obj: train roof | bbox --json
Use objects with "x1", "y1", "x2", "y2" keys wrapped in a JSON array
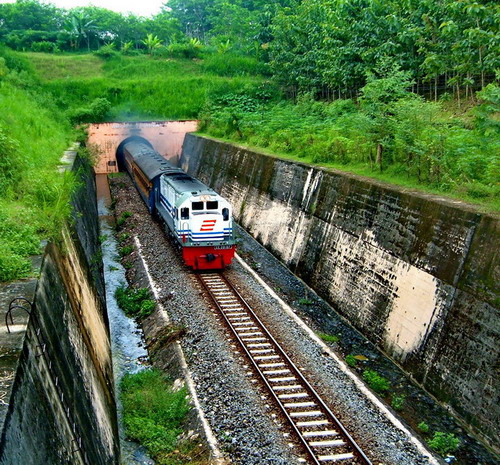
[
  {"x1": 124, "y1": 141, "x2": 183, "y2": 180},
  {"x1": 165, "y1": 174, "x2": 211, "y2": 193}
]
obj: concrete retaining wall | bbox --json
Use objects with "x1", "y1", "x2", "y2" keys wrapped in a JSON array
[
  {"x1": 0, "y1": 154, "x2": 119, "y2": 464},
  {"x1": 181, "y1": 134, "x2": 499, "y2": 448}
]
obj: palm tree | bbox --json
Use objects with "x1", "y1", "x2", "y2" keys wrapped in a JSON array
[
  {"x1": 64, "y1": 12, "x2": 96, "y2": 51},
  {"x1": 142, "y1": 34, "x2": 162, "y2": 55}
]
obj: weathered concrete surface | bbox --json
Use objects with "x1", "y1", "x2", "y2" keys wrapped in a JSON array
[
  {"x1": 180, "y1": 134, "x2": 500, "y2": 450},
  {"x1": 0, "y1": 154, "x2": 119, "y2": 464}
]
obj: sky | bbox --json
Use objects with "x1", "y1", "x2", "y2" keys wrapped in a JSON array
[{"x1": 0, "y1": 0, "x2": 166, "y2": 17}]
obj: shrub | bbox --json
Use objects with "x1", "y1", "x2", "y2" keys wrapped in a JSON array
[
  {"x1": 67, "y1": 97, "x2": 111, "y2": 124},
  {"x1": 391, "y1": 393, "x2": 405, "y2": 411},
  {"x1": 427, "y1": 432, "x2": 460, "y2": 456},
  {"x1": 121, "y1": 369, "x2": 190, "y2": 460},
  {"x1": 115, "y1": 285, "x2": 155, "y2": 319},
  {"x1": 94, "y1": 44, "x2": 118, "y2": 59},
  {"x1": 167, "y1": 40, "x2": 204, "y2": 59},
  {"x1": 362, "y1": 370, "x2": 391, "y2": 393},
  {"x1": 317, "y1": 332, "x2": 339, "y2": 343},
  {"x1": 116, "y1": 210, "x2": 132, "y2": 227},
  {"x1": 119, "y1": 245, "x2": 133, "y2": 257},
  {"x1": 31, "y1": 41, "x2": 58, "y2": 53},
  {"x1": 418, "y1": 422, "x2": 430, "y2": 433}
]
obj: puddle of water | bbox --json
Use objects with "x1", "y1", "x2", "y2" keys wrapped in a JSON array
[{"x1": 98, "y1": 197, "x2": 154, "y2": 465}]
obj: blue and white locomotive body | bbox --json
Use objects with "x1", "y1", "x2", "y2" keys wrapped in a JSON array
[{"x1": 119, "y1": 139, "x2": 236, "y2": 270}]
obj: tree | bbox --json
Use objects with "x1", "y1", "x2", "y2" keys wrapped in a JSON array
[{"x1": 142, "y1": 33, "x2": 162, "y2": 54}]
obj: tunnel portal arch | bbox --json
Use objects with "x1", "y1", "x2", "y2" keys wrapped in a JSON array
[{"x1": 115, "y1": 136, "x2": 153, "y2": 172}]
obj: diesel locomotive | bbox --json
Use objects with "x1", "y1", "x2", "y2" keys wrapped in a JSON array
[{"x1": 117, "y1": 138, "x2": 236, "y2": 270}]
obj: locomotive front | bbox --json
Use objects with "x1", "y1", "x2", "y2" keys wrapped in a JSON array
[
  {"x1": 159, "y1": 171, "x2": 236, "y2": 270},
  {"x1": 174, "y1": 191, "x2": 235, "y2": 269}
]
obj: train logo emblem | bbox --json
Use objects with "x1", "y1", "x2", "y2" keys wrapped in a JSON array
[{"x1": 200, "y1": 219, "x2": 216, "y2": 231}]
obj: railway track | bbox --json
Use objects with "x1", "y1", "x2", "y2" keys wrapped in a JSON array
[{"x1": 197, "y1": 272, "x2": 372, "y2": 465}]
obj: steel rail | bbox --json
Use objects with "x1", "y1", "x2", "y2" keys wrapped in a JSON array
[{"x1": 197, "y1": 272, "x2": 372, "y2": 465}]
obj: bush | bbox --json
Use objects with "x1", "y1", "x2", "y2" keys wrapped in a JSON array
[
  {"x1": 345, "y1": 354, "x2": 357, "y2": 367},
  {"x1": 115, "y1": 285, "x2": 156, "y2": 319},
  {"x1": 31, "y1": 41, "x2": 58, "y2": 53},
  {"x1": 202, "y1": 53, "x2": 270, "y2": 77},
  {"x1": 362, "y1": 370, "x2": 391, "y2": 393},
  {"x1": 166, "y1": 40, "x2": 204, "y2": 59},
  {"x1": 418, "y1": 421, "x2": 430, "y2": 433},
  {"x1": 391, "y1": 393, "x2": 406, "y2": 411},
  {"x1": 67, "y1": 97, "x2": 111, "y2": 124},
  {"x1": 121, "y1": 369, "x2": 190, "y2": 460},
  {"x1": 427, "y1": 432, "x2": 460, "y2": 456},
  {"x1": 94, "y1": 44, "x2": 118, "y2": 59}
]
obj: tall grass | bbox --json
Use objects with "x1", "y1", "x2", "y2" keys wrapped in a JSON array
[
  {"x1": 0, "y1": 50, "x2": 74, "y2": 281},
  {"x1": 121, "y1": 369, "x2": 209, "y2": 465},
  {"x1": 32, "y1": 54, "x2": 268, "y2": 121}
]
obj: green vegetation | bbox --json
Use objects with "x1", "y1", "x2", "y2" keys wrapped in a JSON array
[
  {"x1": 427, "y1": 431, "x2": 460, "y2": 456},
  {"x1": 121, "y1": 369, "x2": 207, "y2": 464},
  {"x1": 201, "y1": 80, "x2": 499, "y2": 209},
  {"x1": 0, "y1": 0, "x2": 497, "y2": 283},
  {"x1": 115, "y1": 285, "x2": 156, "y2": 320},
  {"x1": 345, "y1": 354, "x2": 357, "y2": 368},
  {"x1": 391, "y1": 393, "x2": 406, "y2": 411},
  {"x1": 119, "y1": 245, "x2": 134, "y2": 257},
  {"x1": 0, "y1": 45, "x2": 74, "y2": 281},
  {"x1": 418, "y1": 421, "x2": 430, "y2": 434},
  {"x1": 362, "y1": 370, "x2": 391, "y2": 394},
  {"x1": 116, "y1": 210, "x2": 132, "y2": 228},
  {"x1": 317, "y1": 332, "x2": 339, "y2": 344}
]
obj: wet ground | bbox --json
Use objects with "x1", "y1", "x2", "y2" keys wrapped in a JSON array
[{"x1": 97, "y1": 174, "x2": 154, "y2": 465}]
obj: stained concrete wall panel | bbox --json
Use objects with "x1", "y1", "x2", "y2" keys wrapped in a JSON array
[{"x1": 180, "y1": 134, "x2": 499, "y2": 447}]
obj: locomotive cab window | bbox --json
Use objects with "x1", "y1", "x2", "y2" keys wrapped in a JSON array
[
  {"x1": 192, "y1": 201, "x2": 203, "y2": 211},
  {"x1": 222, "y1": 208, "x2": 229, "y2": 221},
  {"x1": 181, "y1": 207, "x2": 189, "y2": 219},
  {"x1": 207, "y1": 201, "x2": 218, "y2": 210}
]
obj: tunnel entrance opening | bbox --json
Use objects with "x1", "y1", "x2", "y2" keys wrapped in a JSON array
[{"x1": 87, "y1": 120, "x2": 198, "y2": 174}]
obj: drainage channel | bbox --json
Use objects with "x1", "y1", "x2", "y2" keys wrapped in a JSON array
[{"x1": 98, "y1": 192, "x2": 153, "y2": 465}]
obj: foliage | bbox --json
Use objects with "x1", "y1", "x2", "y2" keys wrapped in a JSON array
[
  {"x1": 201, "y1": 84, "x2": 499, "y2": 209},
  {"x1": 116, "y1": 210, "x2": 132, "y2": 227},
  {"x1": 269, "y1": 0, "x2": 499, "y2": 98},
  {"x1": 120, "y1": 369, "x2": 192, "y2": 463},
  {"x1": 362, "y1": 370, "x2": 391, "y2": 393},
  {"x1": 317, "y1": 332, "x2": 339, "y2": 343},
  {"x1": 67, "y1": 97, "x2": 111, "y2": 124},
  {"x1": 427, "y1": 432, "x2": 460, "y2": 456},
  {"x1": 418, "y1": 421, "x2": 430, "y2": 433},
  {"x1": 345, "y1": 354, "x2": 357, "y2": 368},
  {"x1": 94, "y1": 43, "x2": 118, "y2": 59},
  {"x1": 119, "y1": 245, "x2": 134, "y2": 257},
  {"x1": 391, "y1": 393, "x2": 406, "y2": 411},
  {"x1": 115, "y1": 285, "x2": 156, "y2": 319},
  {"x1": 0, "y1": 47, "x2": 74, "y2": 281}
]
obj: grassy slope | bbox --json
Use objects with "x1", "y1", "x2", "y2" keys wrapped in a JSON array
[
  {"x1": 0, "y1": 75, "x2": 74, "y2": 280},
  {"x1": 30, "y1": 53, "x2": 265, "y2": 120}
]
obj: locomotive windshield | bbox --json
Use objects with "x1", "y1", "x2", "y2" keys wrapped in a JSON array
[
  {"x1": 207, "y1": 201, "x2": 218, "y2": 210},
  {"x1": 192, "y1": 201, "x2": 203, "y2": 210}
]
